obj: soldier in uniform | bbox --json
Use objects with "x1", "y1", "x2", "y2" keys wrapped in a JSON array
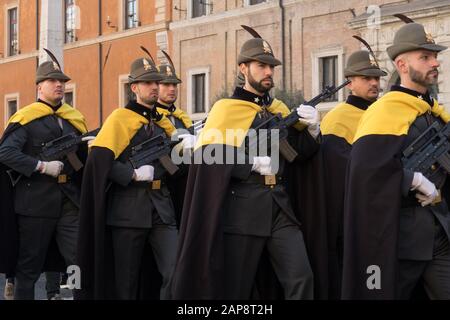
[
  {"x1": 156, "y1": 51, "x2": 193, "y2": 134},
  {"x1": 76, "y1": 52, "x2": 184, "y2": 300},
  {"x1": 342, "y1": 22, "x2": 450, "y2": 299},
  {"x1": 0, "y1": 53, "x2": 91, "y2": 300},
  {"x1": 155, "y1": 51, "x2": 195, "y2": 224},
  {"x1": 172, "y1": 29, "x2": 320, "y2": 299},
  {"x1": 320, "y1": 43, "x2": 387, "y2": 299}
]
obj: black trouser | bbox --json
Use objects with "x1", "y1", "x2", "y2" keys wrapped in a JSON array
[
  {"x1": 397, "y1": 218, "x2": 450, "y2": 299},
  {"x1": 223, "y1": 202, "x2": 314, "y2": 300},
  {"x1": 110, "y1": 212, "x2": 178, "y2": 300},
  {"x1": 45, "y1": 272, "x2": 61, "y2": 299},
  {"x1": 14, "y1": 197, "x2": 78, "y2": 300}
]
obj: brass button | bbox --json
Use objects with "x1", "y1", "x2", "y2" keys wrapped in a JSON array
[
  {"x1": 264, "y1": 175, "x2": 276, "y2": 186},
  {"x1": 151, "y1": 180, "x2": 161, "y2": 190},
  {"x1": 58, "y1": 175, "x2": 67, "y2": 184}
]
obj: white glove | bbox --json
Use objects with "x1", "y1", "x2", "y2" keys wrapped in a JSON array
[
  {"x1": 411, "y1": 172, "x2": 439, "y2": 206},
  {"x1": 297, "y1": 104, "x2": 320, "y2": 138},
  {"x1": 178, "y1": 134, "x2": 197, "y2": 150},
  {"x1": 133, "y1": 165, "x2": 154, "y2": 182},
  {"x1": 81, "y1": 136, "x2": 95, "y2": 148},
  {"x1": 251, "y1": 156, "x2": 273, "y2": 176},
  {"x1": 39, "y1": 161, "x2": 64, "y2": 178}
]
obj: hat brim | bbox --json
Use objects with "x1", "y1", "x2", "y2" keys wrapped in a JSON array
[
  {"x1": 238, "y1": 53, "x2": 282, "y2": 66},
  {"x1": 387, "y1": 42, "x2": 448, "y2": 60},
  {"x1": 345, "y1": 68, "x2": 387, "y2": 77},
  {"x1": 129, "y1": 73, "x2": 165, "y2": 83},
  {"x1": 36, "y1": 72, "x2": 71, "y2": 84},
  {"x1": 160, "y1": 78, "x2": 182, "y2": 84}
]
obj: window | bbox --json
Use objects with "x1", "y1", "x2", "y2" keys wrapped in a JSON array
[
  {"x1": 64, "y1": 92, "x2": 74, "y2": 106},
  {"x1": 65, "y1": 0, "x2": 76, "y2": 43},
  {"x1": 248, "y1": 0, "x2": 266, "y2": 5},
  {"x1": 4, "y1": 94, "x2": 19, "y2": 126},
  {"x1": 187, "y1": 67, "x2": 210, "y2": 118},
  {"x1": 7, "y1": 100, "x2": 17, "y2": 118},
  {"x1": 311, "y1": 46, "x2": 344, "y2": 111},
  {"x1": 64, "y1": 84, "x2": 76, "y2": 107},
  {"x1": 193, "y1": 74, "x2": 206, "y2": 113},
  {"x1": 319, "y1": 56, "x2": 338, "y2": 102},
  {"x1": 125, "y1": 0, "x2": 138, "y2": 29},
  {"x1": 7, "y1": 7, "x2": 18, "y2": 56},
  {"x1": 192, "y1": 0, "x2": 206, "y2": 18}
]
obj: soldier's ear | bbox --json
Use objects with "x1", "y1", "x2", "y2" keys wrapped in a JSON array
[
  {"x1": 346, "y1": 77, "x2": 354, "y2": 90},
  {"x1": 394, "y1": 53, "x2": 409, "y2": 74},
  {"x1": 239, "y1": 63, "x2": 248, "y2": 78},
  {"x1": 130, "y1": 83, "x2": 138, "y2": 93}
]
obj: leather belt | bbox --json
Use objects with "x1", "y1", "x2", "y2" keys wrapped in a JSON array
[
  {"x1": 131, "y1": 180, "x2": 163, "y2": 190},
  {"x1": 243, "y1": 174, "x2": 282, "y2": 187},
  {"x1": 57, "y1": 174, "x2": 69, "y2": 184},
  {"x1": 31, "y1": 173, "x2": 72, "y2": 184}
]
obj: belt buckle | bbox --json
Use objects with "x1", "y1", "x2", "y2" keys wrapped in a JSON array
[
  {"x1": 431, "y1": 189, "x2": 442, "y2": 206},
  {"x1": 57, "y1": 174, "x2": 67, "y2": 184},
  {"x1": 264, "y1": 175, "x2": 276, "y2": 186},
  {"x1": 151, "y1": 180, "x2": 161, "y2": 190}
]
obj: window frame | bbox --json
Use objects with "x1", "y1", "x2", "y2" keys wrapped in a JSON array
[
  {"x1": 311, "y1": 46, "x2": 345, "y2": 112},
  {"x1": 187, "y1": 66, "x2": 210, "y2": 120},
  {"x1": 4, "y1": 93, "x2": 20, "y2": 127},
  {"x1": 123, "y1": 0, "x2": 140, "y2": 30},
  {"x1": 64, "y1": 0, "x2": 77, "y2": 44},
  {"x1": 319, "y1": 55, "x2": 339, "y2": 102},
  {"x1": 64, "y1": 83, "x2": 77, "y2": 108},
  {"x1": 188, "y1": 0, "x2": 212, "y2": 19},
  {"x1": 5, "y1": 4, "x2": 19, "y2": 57},
  {"x1": 244, "y1": 0, "x2": 268, "y2": 6}
]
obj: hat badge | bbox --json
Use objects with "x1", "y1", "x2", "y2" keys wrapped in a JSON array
[
  {"x1": 263, "y1": 41, "x2": 272, "y2": 54},
  {"x1": 166, "y1": 67, "x2": 173, "y2": 76},
  {"x1": 143, "y1": 59, "x2": 152, "y2": 71},
  {"x1": 369, "y1": 54, "x2": 377, "y2": 67},
  {"x1": 53, "y1": 62, "x2": 60, "y2": 70},
  {"x1": 425, "y1": 31, "x2": 435, "y2": 44}
]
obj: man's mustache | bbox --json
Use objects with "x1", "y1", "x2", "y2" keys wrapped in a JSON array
[{"x1": 427, "y1": 68, "x2": 439, "y2": 76}]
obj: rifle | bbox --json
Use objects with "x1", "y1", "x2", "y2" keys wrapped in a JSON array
[
  {"x1": 402, "y1": 121, "x2": 450, "y2": 179},
  {"x1": 129, "y1": 133, "x2": 179, "y2": 175},
  {"x1": 40, "y1": 128, "x2": 100, "y2": 171},
  {"x1": 247, "y1": 79, "x2": 350, "y2": 162}
]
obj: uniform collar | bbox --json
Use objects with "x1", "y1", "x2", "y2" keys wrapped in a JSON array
[
  {"x1": 346, "y1": 95, "x2": 373, "y2": 111},
  {"x1": 231, "y1": 87, "x2": 273, "y2": 107},
  {"x1": 155, "y1": 101, "x2": 177, "y2": 113},
  {"x1": 37, "y1": 99, "x2": 62, "y2": 112},
  {"x1": 125, "y1": 100, "x2": 162, "y2": 122},
  {"x1": 391, "y1": 85, "x2": 434, "y2": 107}
]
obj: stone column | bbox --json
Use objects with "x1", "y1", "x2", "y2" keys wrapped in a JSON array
[{"x1": 39, "y1": 0, "x2": 64, "y2": 67}]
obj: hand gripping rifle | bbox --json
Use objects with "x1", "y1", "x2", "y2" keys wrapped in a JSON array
[
  {"x1": 247, "y1": 79, "x2": 350, "y2": 162},
  {"x1": 402, "y1": 121, "x2": 450, "y2": 179},
  {"x1": 128, "y1": 133, "x2": 179, "y2": 175},
  {"x1": 40, "y1": 128, "x2": 100, "y2": 171}
]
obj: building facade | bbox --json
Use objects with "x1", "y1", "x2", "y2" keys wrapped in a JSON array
[
  {"x1": 0, "y1": 0, "x2": 173, "y2": 131},
  {"x1": 170, "y1": 0, "x2": 450, "y2": 119}
]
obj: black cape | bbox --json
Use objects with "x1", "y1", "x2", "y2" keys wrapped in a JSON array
[
  {"x1": 285, "y1": 138, "x2": 329, "y2": 299},
  {"x1": 171, "y1": 146, "x2": 233, "y2": 299},
  {"x1": 341, "y1": 89, "x2": 444, "y2": 299}
]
